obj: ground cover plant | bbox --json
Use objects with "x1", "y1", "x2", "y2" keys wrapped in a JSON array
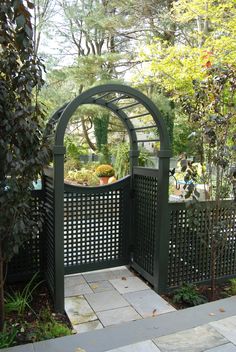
[
  {"x1": 166, "y1": 279, "x2": 236, "y2": 310},
  {"x1": 1, "y1": 276, "x2": 72, "y2": 349}
]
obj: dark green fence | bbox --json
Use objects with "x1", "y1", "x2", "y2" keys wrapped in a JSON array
[
  {"x1": 131, "y1": 167, "x2": 159, "y2": 285},
  {"x1": 7, "y1": 191, "x2": 236, "y2": 292},
  {"x1": 63, "y1": 176, "x2": 131, "y2": 274},
  {"x1": 7, "y1": 190, "x2": 44, "y2": 283},
  {"x1": 168, "y1": 200, "x2": 236, "y2": 289}
]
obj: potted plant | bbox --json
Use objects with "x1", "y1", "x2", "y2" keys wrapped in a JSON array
[{"x1": 95, "y1": 164, "x2": 115, "y2": 185}]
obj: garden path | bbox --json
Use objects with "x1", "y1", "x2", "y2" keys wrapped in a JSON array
[{"x1": 64, "y1": 266, "x2": 175, "y2": 333}]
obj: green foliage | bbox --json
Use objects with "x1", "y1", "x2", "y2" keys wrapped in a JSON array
[
  {"x1": 180, "y1": 64, "x2": 236, "y2": 200},
  {"x1": 95, "y1": 165, "x2": 115, "y2": 177},
  {"x1": 0, "y1": 1, "x2": 50, "y2": 330},
  {"x1": 0, "y1": 2, "x2": 50, "y2": 261},
  {"x1": 228, "y1": 279, "x2": 236, "y2": 296},
  {"x1": 36, "y1": 321, "x2": 71, "y2": 340},
  {"x1": 34, "y1": 308, "x2": 71, "y2": 340},
  {"x1": 0, "y1": 324, "x2": 18, "y2": 349},
  {"x1": 25, "y1": 307, "x2": 71, "y2": 342},
  {"x1": 64, "y1": 159, "x2": 81, "y2": 175},
  {"x1": 173, "y1": 284, "x2": 207, "y2": 307},
  {"x1": 66, "y1": 169, "x2": 99, "y2": 186},
  {"x1": 65, "y1": 136, "x2": 88, "y2": 161},
  {"x1": 94, "y1": 112, "x2": 110, "y2": 152},
  {"x1": 151, "y1": 93, "x2": 175, "y2": 147},
  {"x1": 113, "y1": 143, "x2": 130, "y2": 178},
  {"x1": 139, "y1": 148, "x2": 154, "y2": 168},
  {"x1": 98, "y1": 145, "x2": 111, "y2": 165},
  {"x1": 139, "y1": 0, "x2": 236, "y2": 100},
  {"x1": 5, "y1": 273, "x2": 42, "y2": 315},
  {"x1": 113, "y1": 142, "x2": 154, "y2": 178}
]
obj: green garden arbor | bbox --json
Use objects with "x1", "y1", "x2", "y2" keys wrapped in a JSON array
[{"x1": 45, "y1": 84, "x2": 171, "y2": 312}]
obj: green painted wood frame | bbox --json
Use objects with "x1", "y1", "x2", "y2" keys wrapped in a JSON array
[{"x1": 46, "y1": 84, "x2": 172, "y2": 312}]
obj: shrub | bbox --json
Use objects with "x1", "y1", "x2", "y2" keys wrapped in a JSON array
[
  {"x1": 66, "y1": 169, "x2": 99, "y2": 186},
  {"x1": 64, "y1": 159, "x2": 81, "y2": 175},
  {"x1": 173, "y1": 283, "x2": 207, "y2": 306},
  {"x1": 229, "y1": 279, "x2": 236, "y2": 296},
  {"x1": 95, "y1": 164, "x2": 115, "y2": 177}
]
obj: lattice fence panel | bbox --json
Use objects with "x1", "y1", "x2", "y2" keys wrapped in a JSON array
[
  {"x1": 44, "y1": 175, "x2": 55, "y2": 295},
  {"x1": 168, "y1": 201, "x2": 236, "y2": 288},
  {"x1": 133, "y1": 173, "x2": 159, "y2": 277},
  {"x1": 7, "y1": 190, "x2": 43, "y2": 282},
  {"x1": 64, "y1": 178, "x2": 130, "y2": 273}
]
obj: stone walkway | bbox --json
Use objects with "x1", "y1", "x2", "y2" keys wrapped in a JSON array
[
  {"x1": 2, "y1": 296, "x2": 236, "y2": 351},
  {"x1": 65, "y1": 266, "x2": 175, "y2": 333},
  {"x1": 105, "y1": 315, "x2": 236, "y2": 352}
]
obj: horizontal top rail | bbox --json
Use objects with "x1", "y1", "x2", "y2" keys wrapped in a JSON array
[
  {"x1": 135, "y1": 139, "x2": 160, "y2": 143},
  {"x1": 128, "y1": 112, "x2": 150, "y2": 119},
  {"x1": 133, "y1": 166, "x2": 159, "y2": 177},
  {"x1": 131, "y1": 125, "x2": 157, "y2": 131},
  {"x1": 168, "y1": 199, "x2": 235, "y2": 210}
]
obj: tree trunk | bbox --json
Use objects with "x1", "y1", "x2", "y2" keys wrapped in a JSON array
[
  {"x1": 81, "y1": 116, "x2": 97, "y2": 151},
  {"x1": 0, "y1": 242, "x2": 4, "y2": 331}
]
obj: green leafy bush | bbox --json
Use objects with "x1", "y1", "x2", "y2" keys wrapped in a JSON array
[
  {"x1": 229, "y1": 279, "x2": 236, "y2": 295},
  {"x1": 64, "y1": 159, "x2": 81, "y2": 175},
  {"x1": 173, "y1": 283, "x2": 207, "y2": 306},
  {"x1": 35, "y1": 320, "x2": 71, "y2": 340},
  {"x1": 95, "y1": 164, "x2": 115, "y2": 177},
  {"x1": 66, "y1": 169, "x2": 99, "y2": 186}
]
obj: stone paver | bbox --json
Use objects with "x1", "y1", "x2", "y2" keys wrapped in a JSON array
[
  {"x1": 89, "y1": 280, "x2": 115, "y2": 293},
  {"x1": 83, "y1": 267, "x2": 135, "y2": 283},
  {"x1": 210, "y1": 316, "x2": 236, "y2": 345},
  {"x1": 65, "y1": 282, "x2": 93, "y2": 297},
  {"x1": 123, "y1": 289, "x2": 175, "y2": 318},
  {"x1": 73, "y1": 320, "x2": 103, "y2": 333},
  {"x1": 153, "y1": 325, "x2": 228, "y2": 352},
  {"x1": 110, "y1": 276, "x2": 149, "y2": 294},
  {"x1": 65, "y1": 295, "x2": 97, "y2": 325},
  {"x1": 97, "y1": 306, "x2": 142, "y2": 326},
  {"x1": 107, "y1": 340, "x2": 161, "y2": 352},
  {"x1": 84, "y1": 290, "x2": 129, "y2": 312},
  {"x1": 205, "y1": 343, "x2": 236, "y2": 352},
  {"x1": 83, "y1": 270, "x2": 115, "y2": 283},
  {"x1": 110, "y1": 268, "x2": 135, "y2": 279},
  {"x1": 65, "y1": 274, "x2": 86, "y2": 285}
]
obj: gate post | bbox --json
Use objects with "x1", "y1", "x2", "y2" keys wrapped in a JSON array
[
  {"x1": 53, "y1": 145, "x2": 66, "y2": 312},
  {"x1": 154, "y1": 150, "x2": 171, "y2": 293}
]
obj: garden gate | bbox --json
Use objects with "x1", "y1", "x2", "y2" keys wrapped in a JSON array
[{"x1": 44, "y1": 84, "x2": 171, "y2": 312}]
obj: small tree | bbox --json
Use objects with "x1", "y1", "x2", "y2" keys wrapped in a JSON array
[
  {"x1": 0, "y1": 1, "x2": 50, "y2": 329},
  {"x1": 181, "y1": 63, "x2": 236, "y2": 299}
]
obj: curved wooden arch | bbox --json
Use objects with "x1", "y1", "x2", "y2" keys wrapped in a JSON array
[{"x1": 46, "y1": 84, "x2": 172, "y2": 312}]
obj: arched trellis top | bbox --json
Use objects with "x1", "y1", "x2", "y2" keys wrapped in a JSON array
[
  {"x1": 47, "y1": 84, "x2": 172, "y2": 158},
  {"x1": 44, "y1": 84, "x2": 172, "y2": 313}
]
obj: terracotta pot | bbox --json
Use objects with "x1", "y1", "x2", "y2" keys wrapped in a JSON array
[{"x1": 99, "y1": 176, "x2": 110, "y2": 185}]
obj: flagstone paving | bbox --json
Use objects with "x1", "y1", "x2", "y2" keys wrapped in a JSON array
[
  {"x1": 64, "y1": 266, "x2": 175, "y2": 333},
  {"x1": 153, "y1": 324, "x2": 227, "y2": 352},
  {"x1": 3, "y1": 299, "x2": 236, "y2": 352}
]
